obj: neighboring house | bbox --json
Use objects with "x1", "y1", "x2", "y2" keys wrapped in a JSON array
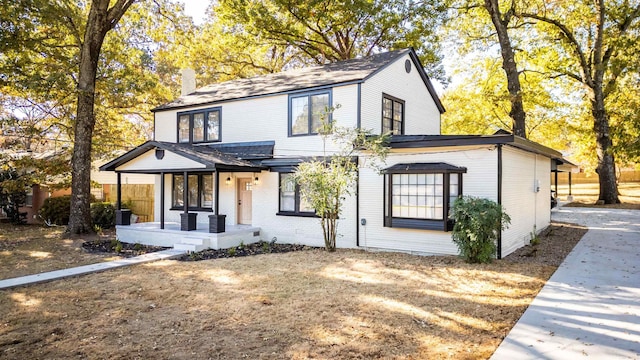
[{"x1": 101, "y1": 48, "x2": 573, "y2": 257}]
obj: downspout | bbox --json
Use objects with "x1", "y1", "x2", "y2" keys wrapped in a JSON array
[
  {"x1": 356, "y1": 83, "x2": 362, "y2": 129},
  {"x1": 356, "y1": 162, "x2": 360, "y2": 247},
  {"x1": 497, "y1": 145, "x2": 503, "y2": 259}
]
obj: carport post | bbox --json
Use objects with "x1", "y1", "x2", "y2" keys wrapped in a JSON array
[
  {"x1": 116, "y1": 172, "x2": 121, "y2": 210},
  {"x1": 569, "y1": 172, "x2": 572, "y2": 196}
]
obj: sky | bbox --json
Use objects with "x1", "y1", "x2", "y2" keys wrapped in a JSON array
[{"x1": 181, "y1": 0, "x2": 208, "y2": 25}]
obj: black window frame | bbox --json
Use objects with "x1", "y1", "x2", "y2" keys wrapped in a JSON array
[
  {"x1": 384, "y1": 171, "x2": 463, "y2": 231},
  {"x1": 170, "y1": 173, "x2": 214, "y2": 212},
  {"x1": 288, "y1": 90, "x2": 332, "y2": 137},
  {"x1": 176, "y1": 107, "x2": 222, "y2": 144},
  {"x1": 382, "y1": 94, "x2": 405, "y2": 135},
  {"x1": 276, "y1": 173, "x2": 317, "y2": 217}
]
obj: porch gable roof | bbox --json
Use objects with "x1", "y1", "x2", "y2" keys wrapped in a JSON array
[{"x1": 100, "y1": 141, "x2": 267, "y2": 173}]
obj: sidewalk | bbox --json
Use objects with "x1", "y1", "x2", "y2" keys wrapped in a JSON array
[
  {"x1": 0, "y1": 249, "x2": 186, "y2": 290},
  {"x1": 491, "y1": 206, "x2": 640, "y2": 359}
]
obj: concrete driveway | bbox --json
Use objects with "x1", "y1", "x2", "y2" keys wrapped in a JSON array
[{"x1": 492, "y1": 206, "x2": 640, "y2": 359}]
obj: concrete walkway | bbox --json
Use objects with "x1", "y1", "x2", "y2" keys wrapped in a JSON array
[
  {"x1": 492, "y1": 206, "x2": 640, "y2": 359},
  {"x1": 0, "y1": 249, "x2": 186, "y2": 290}
]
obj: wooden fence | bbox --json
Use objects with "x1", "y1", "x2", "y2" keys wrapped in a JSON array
[
  {"x1": 103, "y1": 184, "x2": 154, "y2": 223},
  {"x1": 553, "y1": 170, "x2": 640, "y2": 185}
]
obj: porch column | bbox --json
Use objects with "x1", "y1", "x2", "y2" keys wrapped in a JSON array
[
  {"x1": 569, "y1": 172, "x2": 572, "y2": 196},
  {"x1": 116, "y1": 172, "x2": 122, "y2": 210},
  {"x1": 115, "y1": 172, "x2": 131, "y2": 225},
  {"x1": 554, "y1": 171, "x2": 558, "y2": 198},
  {"x1": 215, "y1": 171, "x2": 220, "y2": 215},
  {"x1": 160, "y1": 172, "x2": 165, "y2": 229},
  {"x1": 180, "y1": 171, "x2": 196, "y2": 231}
]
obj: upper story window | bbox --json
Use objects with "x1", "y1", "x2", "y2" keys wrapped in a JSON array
[
  {"x1": 383, "y1": 163, "x2": 466, "y2": 231},
  {"x1": 177, "y1": 107, "x2": 221, "y2": 143},
  {"x1": 289, "y1": 90, "x2": 331, "y2": 136},
  {"x1": 382, "y1": 94, "x2": 404, "y2": 135}
]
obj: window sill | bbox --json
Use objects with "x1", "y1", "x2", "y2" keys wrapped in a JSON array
[
  {"x1": 384, "y1": 217, "x2": 452, "y2": 231},
  {"x1": 288, "y1": 133, "x2": 319, "y2": 137},
  {"x1": 276, "y1": 211, "x2": 318, "y2": 218},
  {"x1": 170, "y1": 207, "x2": 213, "y2": 212}
]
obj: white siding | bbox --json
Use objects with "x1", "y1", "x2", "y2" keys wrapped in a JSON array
[
  {"x1": 358, "y1": 146, "x2": 498, "y2": 255},
  {"x1": 360, "y1": 54, "x2": 441, "y2": 135},
  {"x1": 154, "y1": 84, "x2": 359, "y2": 157},
  {"x1": 251, "y1": 171, "x2": 358, "y2": 248},
  {"x1": 116, "y1": 149, "x2": 204, "y2": 172},
  {"x1": 91, "y1": 168, "x2": 154, "y2": 185},
  {"x1": 501, "y1": 147, "x2": 552, "y2": 257}
]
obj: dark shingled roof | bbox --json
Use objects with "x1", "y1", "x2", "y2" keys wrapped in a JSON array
[
  {"x1": 99, "y1": 141, "x2": 267, "y2": 172},
  {"x1": 383, "y1": 162, "x2": 467, "y2": 174},
  {"x1": 152, "y1": 48, "x2": 444, "y2": 112}
]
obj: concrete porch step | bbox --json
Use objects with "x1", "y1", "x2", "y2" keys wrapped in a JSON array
[
  {"x1": 174, "y1": 237, "x2": 208, "y2": 252},
  {"x1": 174, "y1": 243, "x2": 206, "y2": 252}
]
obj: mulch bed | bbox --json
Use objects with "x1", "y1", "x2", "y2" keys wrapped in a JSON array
[
  {"x1": 503, "y1": 222, "x2": 588, "y2": 266},
  {"x1": 177, "y1": 240, "x2": 318, "y2": 261},
  {"x1": 82, "y1": 240, "x2": 169, "y2": 258}
]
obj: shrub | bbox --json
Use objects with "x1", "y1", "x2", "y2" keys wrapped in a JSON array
[
  {"x1": 40, "y1": 195, "x2": 71, "y2": 225},
  {"x1": 91, "y1": 202, "x2": 116, "y2": 229},
  {"x1": 450, "y1": 196, "x2": 511, "y2": 264}
]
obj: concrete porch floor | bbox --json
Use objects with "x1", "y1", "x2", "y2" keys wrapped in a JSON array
[{"x1": 116, "y1": 222, "x2": 261, "y2": 251}]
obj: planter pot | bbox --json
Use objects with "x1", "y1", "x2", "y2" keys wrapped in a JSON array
[
  {"x1": 180, "y1": 213, "x2": 197, "y2": 231},
  {"x1": 209, "y1": 214, "x2": 226, "y2": 233},
  {"x1": 116, "y1": 209, "x2": 132, "y2": 226}
]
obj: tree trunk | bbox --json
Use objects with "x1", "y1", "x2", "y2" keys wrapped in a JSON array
[
  {"x1": 66, "y1": 0, "x2": 135, "y2": 234},
  {"x1": 484, "y1": 0, "x2": 527, "y2": 138},
  {"x1": 591, "y1": 87, "x2": 620, "y2": 204}
]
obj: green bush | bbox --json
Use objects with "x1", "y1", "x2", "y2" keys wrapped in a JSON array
[
  {"x1": 450, "y1": 196, "x2": 511, "y2": 264},
  {"x1": 40, "y1": 195, "x2": 71, "y2": 225},
  {"x1": 91, "y1": 202, "x2": 116, "y2": 229}
]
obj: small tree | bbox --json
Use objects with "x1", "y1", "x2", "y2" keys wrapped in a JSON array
[
  {"x1": 293, "y1": 115, "x2": 389, "y2": 251},
  {"x1": 450, "y1": 196, "x2": 511, "y2": 263}
]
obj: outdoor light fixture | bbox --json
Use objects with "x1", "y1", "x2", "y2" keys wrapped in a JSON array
[
  {"x1": 225, "y1": 177, "x2": 231, "y2": 185},
  {"x1": 254, "y1": 176, "x2": 260, "y2": 185}
]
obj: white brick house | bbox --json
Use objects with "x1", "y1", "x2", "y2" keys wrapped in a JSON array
[{"x1": 101, "y1": 48, "x2": 569, "y2": 258}]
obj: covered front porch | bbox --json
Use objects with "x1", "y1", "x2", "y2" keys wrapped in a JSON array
[
  {"x1": 100, "y1": 141, "x2": 274, "y2": 250},
  {"x1": 116, "y1": 222, "x2": 261, "y2": 252}
]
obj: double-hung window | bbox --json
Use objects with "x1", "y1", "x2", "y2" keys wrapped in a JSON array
[
  {"x1": 172, "y1": 173, "x2": 214, "y2": 211},
  {"x1": 278, "y1": 173, "x2": 315, "y2": 216},
  {"x1": 383, "y1": 163, "x2": 465, "y2": 231},
  {"x1": 382, "y1": 95, "x2": 404, "y2": 135},
  {"x1": 289, "y1": 91, "x2": 331, "y2": 136},
  {"x1": 177, "y1": 107, "x2": 221, "y2": 143}
]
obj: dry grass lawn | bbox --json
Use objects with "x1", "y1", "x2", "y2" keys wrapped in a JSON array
[
  {"x1": 0, "y1": 224, "x2": 115, "y2": 280},
  {"x1": 0, "y1": 251, "x2": 558, "y2": 359},
  {"x1": 556, "y1": 181, "x2": 640, "y2": 209}
]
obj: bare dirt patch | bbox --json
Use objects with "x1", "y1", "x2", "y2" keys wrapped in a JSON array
[
  {"x1": 503, "y1": 222, "x2": 588, "y2": 266},
  {"x1": 0, "y1": 220, "x2": 588, "y2": 360},
  {"x1": 0, "y1": 224, "x2": 116, "y2": 280}
]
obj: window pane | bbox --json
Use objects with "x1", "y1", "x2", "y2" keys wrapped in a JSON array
[
  {"x1": 291, "y1": 96, "x2": 309, "y2": 135},
  {"x1": 393, "y1": 101, "x2": 403, "y2": 134},
  {"x1": 207, "y1": 111, "x2": 219, "y2": 141},
  {"x1": 389, "y1": 172, "x2": 447, "y2": 220},
  {"x1": 300, "y1": 193, "x2": 314, "y2": 213},
  {"x1": 201, "y1": 174, "x2": 213, "y2": 208},
  {"x1": 188, "y1": 175, "x2": 198, "y2": 207},
  {"x1": 280, "y1": 174, "x2": 296, "y2": 211},
  {"x1": 178, "y1": 115, "x2": 190, "y2": 143},
  {"x1": 193, "y1": 113, "x2": 204, "y2": 142},
  {"x1": 173, "y1": 175, "x2": 184, "y2": 207},
  {"x1": 311, "y1": 94, "x2": 329, "y2": 133}
]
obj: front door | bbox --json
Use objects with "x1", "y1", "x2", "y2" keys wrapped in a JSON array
[{"x1": 237, "y1": 178, "x2": 253, "y2": 225}]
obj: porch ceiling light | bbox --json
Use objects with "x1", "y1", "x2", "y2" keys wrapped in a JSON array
[{"x1": 225, "y1": 177, "x2": 231, "y2": 185}]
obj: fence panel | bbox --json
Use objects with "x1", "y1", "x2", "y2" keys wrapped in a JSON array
[{"x1": 103, "y1": 184, "x2": 154, "y2": 222}]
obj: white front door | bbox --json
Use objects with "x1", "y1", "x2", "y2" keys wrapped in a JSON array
[{"x1": 237, "y1": 178, "x2": 253, "y2": 225}]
